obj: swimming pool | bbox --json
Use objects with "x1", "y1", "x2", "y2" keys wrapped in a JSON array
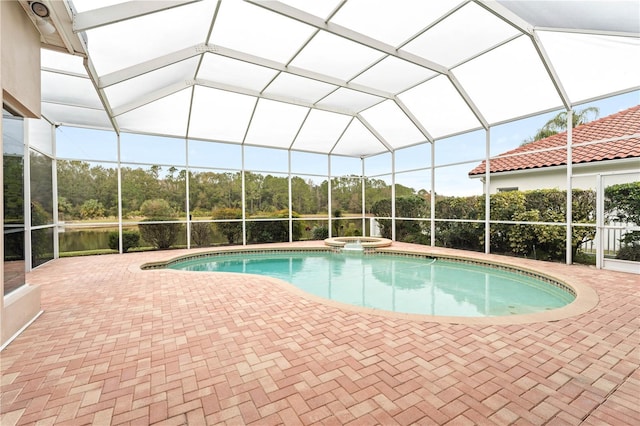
[{"x1": 167, "y1": 251, "x2": 575, "y2": 317}]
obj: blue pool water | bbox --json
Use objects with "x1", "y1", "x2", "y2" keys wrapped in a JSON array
[{"x1": 168, "y1": 252, "x2": 574, "y2": 317}]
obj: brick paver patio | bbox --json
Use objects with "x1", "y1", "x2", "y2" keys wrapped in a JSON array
[{"x1": 1, "y1": 242, "x2": 638, "y2": 425}]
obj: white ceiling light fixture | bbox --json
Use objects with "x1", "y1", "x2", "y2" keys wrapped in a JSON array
[{"x1": 29, "y1": 1, "x2": 56, "y2": 35}]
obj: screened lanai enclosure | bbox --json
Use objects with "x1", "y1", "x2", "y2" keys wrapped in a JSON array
[{"x1": 4, "y1": 0, "x2": 640, "y2": 286}]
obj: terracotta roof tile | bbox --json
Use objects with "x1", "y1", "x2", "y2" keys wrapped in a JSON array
[{"x1": 469, "y1": 105, "x2": 640, "y2": 176}]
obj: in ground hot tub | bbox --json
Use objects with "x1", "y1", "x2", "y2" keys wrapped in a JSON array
[{"x1": 323, "y1": 236, "x2": 392, "y2": 250}]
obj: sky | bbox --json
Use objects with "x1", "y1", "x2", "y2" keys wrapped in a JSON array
[{"x1": 53, "y1": 90, "x2": 640, "y2": 197}]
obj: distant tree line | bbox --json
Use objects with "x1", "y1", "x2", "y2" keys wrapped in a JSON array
[
  {"x1": 56, "y1": 160, "x2": 417, "y2": 220},
  {"x1": 54, "y1": 160, "x2": 639, "y2": 262}
]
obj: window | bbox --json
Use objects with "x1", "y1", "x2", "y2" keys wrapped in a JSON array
[{"x1": 3, "y1": 109, "x2": 26, "y2": 295}]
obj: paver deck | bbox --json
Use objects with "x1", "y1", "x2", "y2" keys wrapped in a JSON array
[{"x1": 1, "y1": 242, "x2": 639, "y2": 425}]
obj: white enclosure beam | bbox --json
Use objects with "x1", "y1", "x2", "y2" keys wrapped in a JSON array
[
  {"x1": 484, "y1": 128, "x2": 491, "y2": 254},
  {"x1": 361, "y1": 158, "x2": 366, "y2": 236},
  {"x1": 73, "y1": 1, "x2": 202, "y2": 32},
  {"x1": 447, "y1": 72, "x2": 489, "y2": 130},
  {"x1": 391, "y1": 152, "x2": 396, "y2": 241},
  {"x1": 566, "y1": 109, "x2": 573, "y2": 265},
  {"x1": 48, "y1": 0, "x2": 85, "y2": 54},
  {"x1": 288, "y1": 151, "x2": 293, "y2": 243},
  {"x1": 474, "y1": 0, "x2": 534, "y2": 35},
  {"x1": 356, "y1": 115, "x2": 394, "y2": 153},
  {"x1": 595, "y1": 174, "x2": 604, "y2": 269},
  {"x1": 99, "y1": 45, "x2": 203, "y2": 88},
  {"x1": 100, "y1": 43, "x2": 395, "y2": 98},
  {"x1": 535, "y1": 27, "x2": 640, "y2": 39},
  {"x1": 530, "y1": 31, "x2": 572, "y2": 110},
  {"x1": 196, "y1": 79, "x2": 353, "y2": 115},
  {"x1": 42, "y1": 67, "x2": 91, "y2": 80},
  {"x1": 329, "y1": 117, "x2": 355, "y2": 155},
  {"x1": 394, "y1": 97, "x2": 434, "y2": 143},
  {"x1": 98, "y1": 42, "x2": 394, "y2": 120},
  {"x1": 430, "y1": 142, "x2": 435, "y2": 247},
  {"x1": 476, "y1": 0, "x2": 572, "y2": 110},
  {"x1": 83, "y1": 57, "x2": 121, "y2": 134},
  {"x1": 116, "y1": 134, "x2": 123, "y2": 253},
  {"x1": 328, "y1": 155, "x2": 333, "y2": 237},
  {"x1": 211, "y1": 45, "x2": 394, "y2": 99},
  {"x1": 241, "y1": 145, "x2": 247, "y2": 245},
  {"x1": 111, "y1": 81, "x2": 192, "y2": 117},
  {"x1": 246, "y1": 1, "x2": 490, "y2": 130},
  {"x1": 185, "y1": 138, "x2": 191, "y2": 249},
  {"x1": 246, "y1": 0, "x2": 448, "y2": 74},
  {"x1": 71, "y1": 26, "x2": 121, "y2": 134},
  {"x1": 51, "y1": 124, "x2": 59, "y2": 259}
]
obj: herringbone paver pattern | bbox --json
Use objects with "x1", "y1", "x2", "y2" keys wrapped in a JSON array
[{"x1": 1, "y1": 242, "x2": 638, "y2": 425}]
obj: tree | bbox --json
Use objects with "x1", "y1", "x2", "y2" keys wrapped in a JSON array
[
  {"x1": 364, "y1": 177, "x2": 392, "y2": 212},
  {"x1": 291, "y1": 177, "x2": 316, "y2": 214},
  {"x1": 29, "y1": 152, "x2": 54, "y2": 218},
  {"x1": 262, "y1": 174, "x2": 289, "y2": 211},
  {"x1": 79, "y1": 199, "x2": 105, "y2": 219},
  {"x1": 245, "y1": 172, "x2": 264, "y2": 214},
  {"x1": 189, "y1": 171, "x2": 241, "y2": 214},
  {"x1": 120, "y1": 166, "x2": 163, "y2": 216},
  {"x1": 3, "y1": 155, "x2": 24, "y2": 223},
  {"x1": 56, "y1": 160, "x2": 119, "y2": 219},
  {"x1": 523, "y1": 107, "x2": 599, "y2": 144},
  {"x1": 57, "y1": 196, "x2": 73, "y2": 221}
]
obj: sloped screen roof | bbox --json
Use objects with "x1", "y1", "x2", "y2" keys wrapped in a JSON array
[{"x1": 41, "y1": 0, "x2": 640, "y2": 157}]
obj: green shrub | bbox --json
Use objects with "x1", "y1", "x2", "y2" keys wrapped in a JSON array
[
  {"x1": 212, "y1": 208, "x2": 243, "y2": 244},
  {"x1": 312, "y1": 225, "x2": 329, "y2": 240},
  {"x1": 605, "y1": 182, "x2": 640, "y2": 246},
  {"x1": 433, "y1": 195, "x2": 483, "y2": 250},
  {"x1": 574, "y1": 250, "x2": 596, "y2": 265},
  {"x1": 247, "y1": 210, "x2": 302, "y2": 243},
  {"x1": 139, "y1": 222, "x2": 182, "y2": 249},
  {"x1": 108, "y1": 231, "x2": 140, "y2": 253},
  {"x1": 343, "y1": 223, "x2": 362, "y2": 237},
  {"x1": 190, "y1": 222, "x2": 213, "y2": 247},
  {"x1": 140, "y1": 198, "x2": 175, "y2": 218},
  {"x1": 138, "y1": 199, "x2": 182, "y2": 249},
  {"x1": 616, "y1": 244, "x2": 640, "y2": 261},
  {"x1": 368, "y1": 189, "x2": 598, "y2": 261},
  {"x1": 509, "y1": 210, "x2": 566, "y2": 260},
  {"x1": 371, "y1": 196, "x2": 428, "y2": 241}
]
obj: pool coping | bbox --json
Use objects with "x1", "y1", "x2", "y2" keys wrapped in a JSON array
[{"x1": 140, "y1": 245, "x2": 599, "y2": 326}]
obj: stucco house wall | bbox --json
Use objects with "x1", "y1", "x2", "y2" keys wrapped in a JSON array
[
  {"x1": 1, "y1": 0, "x2": 43, "y2": 348},
  {"x1": 481, "y1": 157, "x2": 639, "y2": 194}
]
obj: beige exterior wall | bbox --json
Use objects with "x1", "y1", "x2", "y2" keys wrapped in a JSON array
[
  {"x1": 1, "y1": 0, "x2": 42, "y2": 349},
  {"x1": 1, "y1": 0, "x2": 41, "y2": 118},
  {"x1": 477, "y1": 159, "x2": 640, "y2": 194}
]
